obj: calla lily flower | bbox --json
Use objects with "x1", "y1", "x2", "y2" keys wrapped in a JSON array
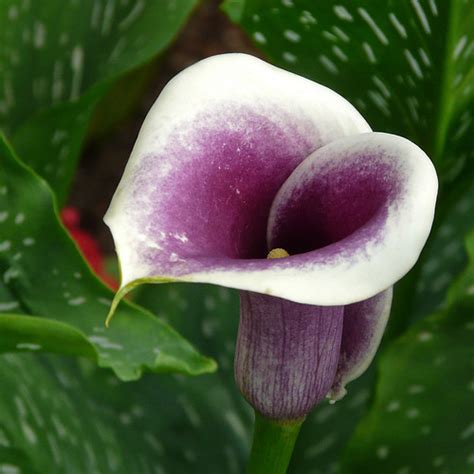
[{"x1": 105, "y1": 54, "x2": 437, "y2": 420}]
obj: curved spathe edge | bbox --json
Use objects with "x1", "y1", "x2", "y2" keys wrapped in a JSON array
[{"x1": 106, "y1": 132, "x2": 438, "y2": 322}]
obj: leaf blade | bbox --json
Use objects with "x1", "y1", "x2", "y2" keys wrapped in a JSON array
[{"x1": 0, "y1": 0, "x2": 199, "y2": 200}]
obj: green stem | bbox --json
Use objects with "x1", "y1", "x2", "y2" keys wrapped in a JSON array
[
  {"x1": 433, "y1": 0, "x2": 460, "y2": 164},
  {"x1": 246, "y1": 411, "x2": 304, "y2": 474}
]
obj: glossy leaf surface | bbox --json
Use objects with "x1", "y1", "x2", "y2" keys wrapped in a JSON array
[{"x1": 0, "y1": 0, "x2": 198, "y2": 201}]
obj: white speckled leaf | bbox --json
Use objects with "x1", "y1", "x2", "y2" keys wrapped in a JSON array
[
  {"x1": 413, "y1": 182, "x2": 474, "y2": 319},
  {"x1": 0, "y1": 354, "x2": 138, "y2": 474},
  {"x1": 340, "y1": 233, "x2": 474, "y2": 474},
  {"x1": 0, "y1": 136, "x2": 215, "y2": 380},
  {"x1": 0, "y1": 353, "x2": 233, "y2": 474},
  {"x1": 0, "y1": 283, "x2": 251, "y2": 474},
  {"x1": 222, "y1": 0, "x2": 474, "y2": 184},
  {"x1": 291, "y1": 373, "x2": 376, "y2": 474},
  {"x1": 0, "y1": 0, "x2": 198, "y2": 201},
  {"x1": 0, "y1": 313, "x2": 97, "y2": 358}
]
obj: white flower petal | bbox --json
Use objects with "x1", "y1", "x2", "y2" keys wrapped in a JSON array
[{"x1": 104, "y1": 54, "x2": 370, "y2": 305}]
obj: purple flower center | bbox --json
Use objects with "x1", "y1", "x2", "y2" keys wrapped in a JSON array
[
  {"x1": 130, "y1": 105, "x2": 402, "y2": 276},
  {"x1": 269, "y1": 154, "x2": 401, "y2": 255}
]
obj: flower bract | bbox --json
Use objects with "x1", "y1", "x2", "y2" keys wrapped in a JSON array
[{"x1": 105, "y1": 54, "x2": 438, "y2": 418}]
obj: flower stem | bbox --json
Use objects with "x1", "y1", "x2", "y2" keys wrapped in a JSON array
[{"x1": 246, "y1": 411, "x2": 304, "y2": 474}]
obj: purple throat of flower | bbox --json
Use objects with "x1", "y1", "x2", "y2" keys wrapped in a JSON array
[{"x1": 104, "y1": 54, "x2": 438, "y2": 420}]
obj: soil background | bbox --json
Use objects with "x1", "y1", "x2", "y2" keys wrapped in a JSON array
[{"x1": 68, "y1": 0, "x2": 261, "y2": 254}]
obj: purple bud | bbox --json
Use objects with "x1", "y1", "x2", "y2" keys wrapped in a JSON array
[{"x1": 235, "y1": 291, "x2": 344, "y2": 421}]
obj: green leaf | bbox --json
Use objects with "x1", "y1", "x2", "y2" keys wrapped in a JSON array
[
  {"x1": 290, "y1": 372, "x2": 375, "y2": 474},
  {"x1": 448, "y1": 231, "x2": 474, "y2": 300},
  {"x1": 0, "y1": 353, "x2": 174, "y2": 473},
  {"x1": 222, "y1": 0, "x2": 246, "y2": 22},
  {"x1": 340, "y1": 233, "x2": 474, "y2": 474},
  {"x1": 0, "y1": 313, "x2": 95, "y2": 358},
  {"x1": 0, "y1": 283, "x2": 251, "y2": 473},
  {"x1": 0, "y1": 136, "x2": 216, "y2": 380},
  {"x1": 0, "y1": 351, "x2": 251, "y2": 473},
  {"x1": 413, "y1": 183, "x2": 474, "y2": 319},
  {"x1": 0, "y1": 0, "x2": 198, "y2": 201},
  {"x1": 222, "y1": 0, "x2": 474, "y2": 181}
]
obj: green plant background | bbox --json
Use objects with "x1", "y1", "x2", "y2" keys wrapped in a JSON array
[{"x1": 0, "y1": 0, "x2": 473, "y2": 472}]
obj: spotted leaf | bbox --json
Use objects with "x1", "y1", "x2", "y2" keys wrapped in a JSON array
[
  {"x1": 0, "y1": 283, "x2": 251, "y2": 474},
  {"x1": 222, "y1": 0, "x2": 474, "y2": 184},
  {"x1": 413, "y1": 181, "x2": 474, "y2": 319},
  {"x1": 0, "y1": 353, "x2": 237, "y2": 473},
  {"x1": 0, "y1": 0, "x2": 198, "y2": 201}
]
